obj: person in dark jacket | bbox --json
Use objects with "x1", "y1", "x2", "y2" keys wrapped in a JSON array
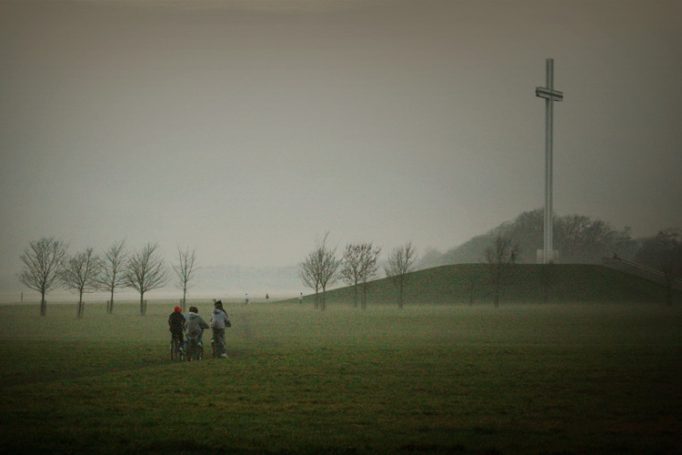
[{"x1": 168, "y1": 305, "x2": 186, "y2": 347}]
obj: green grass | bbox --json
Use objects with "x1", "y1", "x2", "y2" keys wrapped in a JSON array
[
  {"x1": 310, "y1": 264, "x2": 679, "y2": 306},
  {"x1": 1, "y1": 301, "x2": 681, "y2": 454}
]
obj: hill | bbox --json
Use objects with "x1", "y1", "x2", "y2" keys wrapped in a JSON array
[{"x1": 299, "y1": 264, "x2": 678, "y2": 306}]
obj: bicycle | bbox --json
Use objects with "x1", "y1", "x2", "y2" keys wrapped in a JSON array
[
  {"x1": 170, "y1": 335, "x2": 184, "y2": 361},
  {"x1": 186, "y1": 337, "x2": 203, "y2": 361}
]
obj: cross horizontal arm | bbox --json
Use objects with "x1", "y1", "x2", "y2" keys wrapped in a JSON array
[{"x1": 536, "y1": 87, "x2": 563, "y2": 101}]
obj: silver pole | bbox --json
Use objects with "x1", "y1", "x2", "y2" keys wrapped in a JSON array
[{"x1": 544, "y1": 58, "x2": 554, "y2": 264}]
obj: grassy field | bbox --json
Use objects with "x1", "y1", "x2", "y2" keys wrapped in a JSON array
[{"x1": 0, "y1": 300, "x2": 680, "y2": 454}]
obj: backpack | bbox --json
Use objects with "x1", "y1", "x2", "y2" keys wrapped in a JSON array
[{"x1": 186, "y1": 313, "x2": 206, "y2": 337}]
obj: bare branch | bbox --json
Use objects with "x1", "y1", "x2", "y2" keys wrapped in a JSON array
[{"x1": 173, "y1": 246, "x2": 197, "y2": 310}]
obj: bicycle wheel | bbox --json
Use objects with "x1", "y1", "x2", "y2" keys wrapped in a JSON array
[{"x1": 187, "y1": 340, "x2": 198, "y2": 361}]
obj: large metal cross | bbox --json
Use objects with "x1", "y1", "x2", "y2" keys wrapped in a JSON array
[{"x1": 535, "y1": 58, "x2": 563, "y2": 264}]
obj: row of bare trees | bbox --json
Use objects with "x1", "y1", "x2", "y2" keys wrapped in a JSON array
[
  {"x1": 19, "y1": 237, "x2": 198, "y2": 317},
  {"x1": 299, "y1": 234, "x2": 417, "y2": 310}
]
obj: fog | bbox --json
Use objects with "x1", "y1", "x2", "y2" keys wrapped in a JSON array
[{"x1": 1, "y1": 0, "x2": 681, "y2": 293}]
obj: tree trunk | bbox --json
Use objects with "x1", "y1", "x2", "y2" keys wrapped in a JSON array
[
  {"x1": 182, "y1": 286, "x2": 187, "y2": 311},
  {"x1": 40, "y1": 291, "x2": 46, "y2": 316},
  {"x1": 361, "y1": 283, "x2": 367, "y2": 310},
  {"x1": 494, "y1": 267, "x2": 501, "y2": 307},
  {"x1": 494, "y1": 285, "x2": 500, "y2": 307},
  {"x1": 321, "y1": 285, "x2": 326, "y2": 311},
  {"x1": 77, "y1": 291, "x2": 84, "y2": 319},
  {"x1": 109, "y1": 288, "x2": 115, "y2": 314},
  {"x1": 398, "y1": 278, "x2": 404, "y2": 309},
  {"x1": 353, "y1": 282, "x2": 358, "y2": 308},
  {"x1": 140, "y1": 292, "x2": 145, "y2": 316}
]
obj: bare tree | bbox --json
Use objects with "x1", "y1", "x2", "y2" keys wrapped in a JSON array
[
  {"x1": 340, "y1": 244, "x2": 363, "y2": 308},
  {"x1": 316, "y1": 234, "x2": 340, "y2": 311},
  {"x1": 173, "y1": 246, "x2": 197, "y2": 311},
  {"x1": 299, "y1": 251, "x2": 320, "y2": 309},
  {"x1": 96, "y1": 240, "x2": 126, "y2": 314},
  {"x1": 358, "y1": 243, "x2": 381, "y2": 310},
  {"x1": 300, "y1": 233, "x2": 340, "y2": 311},
  {"x1": 485, "y1": 235, "x2": 519, "y2": 307},
  {"x1": 124, "y1": 243, "x2": 167, "y2": 315},
  {"x1": 384, "y1": 242, "x2": 416, "y2": 309},
  {"x1": 636, "y1": 228, "x2": 681, "y2": 305},
  {"x1": 60, "y1": 248, "x2": 101, "y2": 318},
  {"x1": 19, "y1": 237, "x2": 67, "y2": 316}
]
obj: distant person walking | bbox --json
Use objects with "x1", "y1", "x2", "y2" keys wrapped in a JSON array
[
  {"x1": 299, "y1": 292, "x2": 303, "y2": 304},
  {"x1": 211, "y1": 300, "x2": 231, "y2": 358}
]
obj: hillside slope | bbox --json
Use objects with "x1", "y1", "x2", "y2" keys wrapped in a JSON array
[{"x1": 298, "y1": 264, "x2": 677, "y2": 306}]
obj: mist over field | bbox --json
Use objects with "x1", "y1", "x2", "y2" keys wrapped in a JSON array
[{"x1": 1, "y1": 0, "x2": 681, "y2": 291}]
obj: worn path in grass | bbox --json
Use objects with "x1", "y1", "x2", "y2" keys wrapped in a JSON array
[{"x1": 1, "y1": 302, "x2": 680, "y2": 454}]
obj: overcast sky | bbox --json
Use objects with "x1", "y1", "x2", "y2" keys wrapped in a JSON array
[{"x1": 1, "y1": 0, "x2": 680, "y2": 276}]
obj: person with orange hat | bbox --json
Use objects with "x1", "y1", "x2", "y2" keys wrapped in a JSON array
[{"x1": 168, "y1": 305, "x2": 186, "y2": 356}]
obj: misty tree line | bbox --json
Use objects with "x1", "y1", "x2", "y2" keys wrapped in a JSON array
[
  {"x1": 482, "y1": 227, "x2": 682, "y2": 306},
  {"x1": 419, "y1": 210, "x2": 644, "y2": 267},
  {"x1": 19, "y1": 226, "x2": 680, "y2": 317},
  {"x1": 19, "y1": 238, "x2": 197, "y2": 317},
  {"x1": 299, "y1": 233, "x2": 417, "y2": 310}
]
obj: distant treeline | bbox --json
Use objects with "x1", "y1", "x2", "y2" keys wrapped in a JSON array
[{"x1": 419, "y1": 209, "x2": 640, "y2": 268}]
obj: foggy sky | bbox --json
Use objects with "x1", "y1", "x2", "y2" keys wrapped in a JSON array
[{"x1": 1, "y1": 0, "x2": 681, "y2": 279}]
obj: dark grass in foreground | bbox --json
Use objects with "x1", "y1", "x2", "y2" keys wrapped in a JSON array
[{"x1": 0, "y1": 302, "x2": 680, "y2": 454}]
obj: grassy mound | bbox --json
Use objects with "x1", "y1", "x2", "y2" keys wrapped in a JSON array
[{"x1": 305, "y1": 264, "x2": 677, "y2": 306}]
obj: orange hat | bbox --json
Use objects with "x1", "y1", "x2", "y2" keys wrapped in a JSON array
[{"x1": 173, "y1": 306, "x2": 182, "y2": 313}]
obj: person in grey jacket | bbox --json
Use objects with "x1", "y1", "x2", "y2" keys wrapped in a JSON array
[
  {"x1": 210, "y1": 300, "x2": 231, "y2": 358},
  {"x1": 186, "y1": 306, "x2": 209, "y2": 355}
]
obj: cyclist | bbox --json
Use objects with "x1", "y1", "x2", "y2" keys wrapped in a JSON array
[
  {"x1": 211, "y1": 300, "x2": 231, "y2": 358},
  {"x1": 186, "y1": 306, "x2": 209, "y2": 360},
  {"x1": 168, "y1": 305, "x2": 186, "y2": 356}
]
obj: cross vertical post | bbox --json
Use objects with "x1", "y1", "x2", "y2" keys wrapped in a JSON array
[{"x1": 536, "y1": 58, "x2": 563, "y2": 264}]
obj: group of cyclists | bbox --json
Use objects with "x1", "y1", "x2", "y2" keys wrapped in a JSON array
[{"x1": 168, "y1": 299, "x2": 231, "y2": 360}]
